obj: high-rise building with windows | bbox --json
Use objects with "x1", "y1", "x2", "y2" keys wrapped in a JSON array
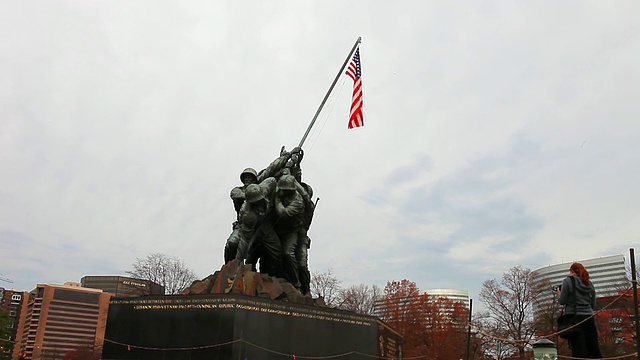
[
  {"x1": 532, "y1": 253, "x2": 628, "y2": 326},
  {"x1": 13, "y1": 282, "x2": 112, "y2": 360},
  {"x1": 373, "y1": 288, "x2": 469, "y2": 318},
  {"x1": 533, "y1": 254, "x2": 627, "y2": 309},
  {"x1": 424, "y1": 289, "x2": 470, "y2": 308},
  {"x1": 533, "y1": 254, "x2": 627, "y2": 297}
]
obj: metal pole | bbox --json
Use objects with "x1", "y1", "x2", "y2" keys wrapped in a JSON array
[
  {"x1": 630, "y1": 248, "x2": 640, "y2": 358},
  {"x1": 298, "y1": 37, "x2": 362, "y2": 148},
  {"x1": 466, "y1": 298, "x2": 473, "y2": 360}
]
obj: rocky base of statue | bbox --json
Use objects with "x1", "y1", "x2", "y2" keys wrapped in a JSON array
[{"x1": 182, "y1": 259, "x2": 326, "y2": 307}]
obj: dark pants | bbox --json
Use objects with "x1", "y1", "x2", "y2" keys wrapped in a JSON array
[
  {"x1": 278, "y1": 231, "x2": 301, "y2": 290},
  {"x1": 246, "y1": 222, "x2": 285, "y2": 279},
  {"x1": 223, "y1": 223, "x2": 242, "y2": 263},
  {"x1": 568, "y1": 315, "x2": 602, "y2": 359},
  {"x1": 296, "y1": 234, "x2": 311, "y2": 295}
]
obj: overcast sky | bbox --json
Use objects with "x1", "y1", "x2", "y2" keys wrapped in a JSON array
[{"x1": 1, "y1": 1, "x2": 639, "y2": 308}]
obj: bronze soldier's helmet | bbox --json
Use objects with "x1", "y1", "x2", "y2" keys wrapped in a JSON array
[
  {"x1": 278, "y1": 175, "x2": 297, "y2": 191},
  {"x1": 244, "y1": 184, "x2": 264, "y2": 203},
  {"x1": 230, "y1": 187, "x2": 245, "y2": 200},
  {"x1": 240, "y1": 168, "x2": 258, "y2": 182}
]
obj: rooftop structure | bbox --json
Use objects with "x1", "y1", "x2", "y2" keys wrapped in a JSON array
[
  {"x1": 81, "y1": 275, "x2": 164, "y2": 297},
  {"x1": 424, "y1": 289, "x2": 470, "y2": 308},
  {"x1": 373, "y1": 288, "x2": 469, "y2": 319}
]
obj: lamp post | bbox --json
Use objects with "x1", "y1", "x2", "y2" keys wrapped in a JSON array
[{"x1": 531, "y1": 339, "x2": 557, "y2": 360}]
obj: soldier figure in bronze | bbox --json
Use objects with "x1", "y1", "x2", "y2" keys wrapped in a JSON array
[
  {"x1": 296, "y1": 182, "x2": 316, "y2": 295},
  {"x1": 240, "y1": 179, "x2": 285, "y2": 279},
  {"x1": 274, "y1": 174, "x2": 305, "y2": 289},
  {"x1": 224, "y1": 168, "x2": 258, "y2": 262},
  {"x1": 223, "y1": 146, "x2": 318, "y2": 293}
]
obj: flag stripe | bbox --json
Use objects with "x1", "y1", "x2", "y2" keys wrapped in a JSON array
[{"x1": 345, "y1": 48, "x2": 364, "y2": 129}]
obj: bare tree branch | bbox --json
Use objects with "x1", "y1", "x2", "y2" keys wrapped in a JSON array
[
  {"x1": 479, "y1": 266, "x2": 541, "y2": 360},
  {"x1": 337, "y1": 284, "x2": 382, "y2": 315},
  {"x1": 126, "y1": 252, "x2": 198, "y2": 295}
]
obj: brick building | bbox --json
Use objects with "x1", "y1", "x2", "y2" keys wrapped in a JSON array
[
  {"x1": 0, "y1": 288, "x2": 28, "y2": 358},
  {"x1": 13, "y1": 282, "x2": 111, "y2": 360}
]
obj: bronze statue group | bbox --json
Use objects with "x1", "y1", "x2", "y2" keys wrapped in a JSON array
[{"x1": 223, "y1": 147, "x2": 316, "y2": 295}]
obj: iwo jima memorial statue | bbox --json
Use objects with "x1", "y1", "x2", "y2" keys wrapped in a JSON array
[{"x1": 102, "y1": 38, "x2": 403, "y2": 360}]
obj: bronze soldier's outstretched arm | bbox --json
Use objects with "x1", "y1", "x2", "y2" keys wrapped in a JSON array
[{"x1": 257, "y1": 148, "x2": 293, "y2": 183}]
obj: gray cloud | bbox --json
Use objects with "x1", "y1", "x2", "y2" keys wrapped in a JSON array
[{"x1": 1, "y1": 2, "x2": 639, "y2": 309}]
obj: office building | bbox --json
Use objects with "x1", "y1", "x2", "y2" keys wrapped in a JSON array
[
  {"x1": 13, "y1": 282, "x2": 112, "y2": 360},
  {"x1": 373, "y1": 288, "x2": 469, "y2": 319},
  {"x1": 532, "y1": 254, "x2": 628, "y2": 320},
  {"x1": 424, "y1": 289, "x2": 470, "y2": 308},
  {"x1": 533, "y1": 254, "x2": 627, "y2": 297},
  {"x1": 81, "y1": 275, "x2": 164, "y2": 297}
]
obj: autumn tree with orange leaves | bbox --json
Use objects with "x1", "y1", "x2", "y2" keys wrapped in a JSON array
[
  {"x1": 379, "y1": 279, "x2": 423, "y2": 355},
  {"x1": 379, "y1": 279, "x2": 471, "y2": 359},
  {"x1": 62, "y1": 347, "x2": 100, "y2": 360},
  {"x1": 421, "y1": 296, "x2": 470, "y2": 359},
  {"x1": 591, "y1": 290, "x2": 638, "y2": 357}
]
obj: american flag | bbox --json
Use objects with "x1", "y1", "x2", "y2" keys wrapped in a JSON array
[{"x1": 345, "y1": 48, "x2": 364, "y2": 129}]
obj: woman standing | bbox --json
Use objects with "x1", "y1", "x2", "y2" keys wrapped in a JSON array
[{"x1": 557, "y1": 262, "x2": 603, "y2": 358}]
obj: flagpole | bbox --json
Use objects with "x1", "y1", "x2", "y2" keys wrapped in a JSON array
[{"x1": 298, "y1": 36, "x2": 362, "y2": 148}]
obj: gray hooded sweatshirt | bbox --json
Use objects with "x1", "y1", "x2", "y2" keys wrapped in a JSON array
[{"x1": 558, "y1": 274, "x2": 596, "y2": 315}]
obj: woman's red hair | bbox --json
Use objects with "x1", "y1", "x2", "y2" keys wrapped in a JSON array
[{"x1": 570, "y1": 262, "x2": 590, "y2": 286}]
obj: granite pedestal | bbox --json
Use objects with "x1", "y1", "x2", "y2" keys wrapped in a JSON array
[{"x1": 102, "y1": 294, "x2": 402, "y2": 360}]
